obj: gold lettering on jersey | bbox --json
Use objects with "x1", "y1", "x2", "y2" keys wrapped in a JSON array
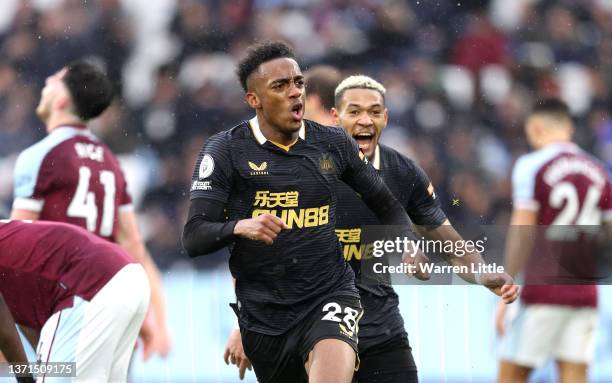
[
  {"x1": 248, "y1": 161, "x2": 269, "y2": 175},
  {"x1": 252, "y1": 206, "x2": 329, "y2": 229},
  {"x1": 74, "y1": 143, "x2": 104, "y2": 162},
  {"x1": 254, "y1": 191, "x2": 299, "y2": 208},
  {"x1": 334, "y1": 228, "x2": 374, "y2": 261},
  {"x1": 335, "y1": 228, "x2": 361, "y2": 243},
  {"x1": 253, "y1": 190, "x2": 328, "y2": 228}
]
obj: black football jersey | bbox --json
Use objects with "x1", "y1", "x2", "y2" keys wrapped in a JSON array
[
  {"x1": 335, "y1": 144, "x2": 447, "y2": 349},
  {"x1": 190, "y1": 119, "x2": 409, "y2": 335}
]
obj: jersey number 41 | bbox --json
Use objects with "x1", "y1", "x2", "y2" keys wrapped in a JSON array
[{"x1": 67, "y1": 166, "x2": 116, "y2": 237}]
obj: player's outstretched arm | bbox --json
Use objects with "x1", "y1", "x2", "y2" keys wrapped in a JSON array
[
  {"x1": 117, "y1": 209, "x2": 171, "y2": 358},
  {"x1": 418, "y1": 221, "x2": 519, "y2": 303},
  {"x1": 0, "y1": 294, "x2": 34, "y2": 382},
  {"x1": 504, "y1": 209, "x2": 537, "y2": 279}
]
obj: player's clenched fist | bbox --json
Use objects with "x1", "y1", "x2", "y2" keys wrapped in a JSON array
[{"x1": 234, "y1": 214, "x2": 288, "y2": 244}]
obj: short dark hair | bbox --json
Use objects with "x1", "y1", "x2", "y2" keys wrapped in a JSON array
[
  {"x1": 304, "y1": 65, "x2": 342, "y2": 111},
  {"x1": 236, "y1": 41, "x2": 296, "y2": 92},
  {"x1": 530, "y1": 98, "x2": 571, "y2": 121},
  {"x1": 63, "y1": 60, "x2": 114, "y2": 121}
]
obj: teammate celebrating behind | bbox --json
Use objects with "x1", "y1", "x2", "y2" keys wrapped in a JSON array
[{"x1": 183, "y1": 41, "x2": 423, "y2": 383}]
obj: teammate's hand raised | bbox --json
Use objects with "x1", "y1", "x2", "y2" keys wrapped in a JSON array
[
  {"x1": 478, "y1": 272, "x2": 520, "y2": 304},
  {"x1": 234, "y1": 214, "x2": 288, "y2": 245},
  {"x1": 223, "y1": 329, "x2": 252, "y2": 380}
]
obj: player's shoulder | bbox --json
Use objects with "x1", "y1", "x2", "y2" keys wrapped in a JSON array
[
  {"x1": 16, "y1": 133, "x2": 62, "y2": 166},
  {"x1": 513, "y1": 146, "x2": 558, "y2": 178},
  {"x1": 573, "y1": 147, "x2": 609, "y2": 173},
  {"x1": 379, "y1": 144, "x2": 419, "y2": 171},
  {"x1": 203, "y1": 122, "x2": 250, "y2": 149}
]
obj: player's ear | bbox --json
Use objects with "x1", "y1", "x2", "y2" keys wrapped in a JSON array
[
  {"x1": 245, "y1": 92, "x2": 261, "y2": 109},
  {"x1": 330, "y1": 107, "x2": 340, "y2": 125},
  {"x1": 55, "y1": 93, "x2": 71, "y2": 112},
  {"x1": 383, "y1": 108, "x2": 389, "y2": 126}
]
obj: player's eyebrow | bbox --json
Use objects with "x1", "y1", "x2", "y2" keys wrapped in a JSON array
[
  {"x1": 346, "y1": 102, "x2": 383, "y2": 109},
  {"x1": 269, "y1": 75, "x2": 304, "y2": 86}
]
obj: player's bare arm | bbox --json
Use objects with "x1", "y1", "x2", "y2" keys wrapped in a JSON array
[
  {"x1": 117, "y1": 209, "x2": 171, "y2": 358},
  {"x1": 495, "y1": 208, "x2": 537, "y2": 335},
  {"x1": 417, "y1": 221, "x2": 519, "y2": 304}
]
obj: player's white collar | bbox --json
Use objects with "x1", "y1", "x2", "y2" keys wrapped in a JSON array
[
  {"x1": 51, "y1": 125, "x2": 97, "y2": 140},
  {"x1": 370, "y1": 145, "x2": 381, "y2": 170},
  {"x1": 546, "y1": 142, "x2": 580, "y2": 152},
  {"x1": 249, "y1": 116, "x2": 305, "y2": 145}
]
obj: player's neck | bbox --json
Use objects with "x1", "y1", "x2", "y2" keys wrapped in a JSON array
[
  {"x1": 46, "y1": 113, "x2": 86, "y2": 133},
  {"x1": 257, "y1": 116, "x2": 299, "y2": 147},
  {"x1": 534, "y1": 135, "x2": 573, "y2": 150}
]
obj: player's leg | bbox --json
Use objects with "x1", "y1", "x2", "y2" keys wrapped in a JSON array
[
  {"x1": 553, "y1": 307, "x2": 597, "y2": 383},
  {"x1": 497, "y1": 304, "x2": 563, "y2": 383},
  {"x1": 36, "y1": 264, "x2": 150, "y2": 381},
  {"x1": 108, "y1": 264, "x2": 150, "y2": 381},
  {"x1": 36, "y1": 297, "x2": 115, "y2": 382},
  {"x1": 301, "y1": 296, "x2": 362, "y2": 383},
  {"x1": 557, "y1": 361, "x2": 587, "y2": 383},
  {"x1": 497, "y1": 360, "x2": 531, "y2": 383},
  {"x1": 353, "y1": 341, "x2": 418, "y2": 383},
  {"x1": 305, "y1": 338, "x2": 355, "y2": 383}
]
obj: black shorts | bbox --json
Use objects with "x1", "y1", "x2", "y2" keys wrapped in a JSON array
[
  {"x1": 353, "y1": 338, "x2": 418, "y2": 383},
  {"x1": 241, "y1": 295, "x2": 363, "y2": 383}
]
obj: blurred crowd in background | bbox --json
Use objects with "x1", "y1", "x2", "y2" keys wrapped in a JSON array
[{"x1": 0, "y1": 0, "x2": 611, "y2": 270}]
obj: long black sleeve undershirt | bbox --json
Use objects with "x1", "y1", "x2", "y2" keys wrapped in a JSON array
[{"x1": 182, "y1": 198, "x2": 238, "y2": 258}]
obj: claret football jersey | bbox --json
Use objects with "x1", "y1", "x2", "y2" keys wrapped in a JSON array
[{"x1": 13, "y1": 125, "x2": 132, "y2": 241}]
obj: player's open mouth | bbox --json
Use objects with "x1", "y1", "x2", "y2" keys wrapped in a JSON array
[
  {"x1": 353, "y1": 132, "x2": 374, "y2": 151},
  {"x1": 290, "y1": 103, "x2": 304, "y2": 121}
]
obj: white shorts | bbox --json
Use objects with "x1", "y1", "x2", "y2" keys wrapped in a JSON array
[
  {"x1": 500, "y1": 303, "x2": 597, "y2": 368},
  {"x1": 36, "y1": 263, "x2": 150, "y2": 383}
]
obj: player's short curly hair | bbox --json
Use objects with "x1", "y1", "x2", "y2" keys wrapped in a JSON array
[
  {"x1": 334, "y1": 75, "x2": 386, "y2": 109},
  {"x1": 62, "y1": 60, "x2": 114, "y2": 121},
  {"x1": 236, "y1": 41, "x2": 296, "y2": 92}
]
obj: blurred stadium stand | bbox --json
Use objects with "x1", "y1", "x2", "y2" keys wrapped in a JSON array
[{"x1": 0, "y1": 0, "x2": 610, "y2": 381}]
